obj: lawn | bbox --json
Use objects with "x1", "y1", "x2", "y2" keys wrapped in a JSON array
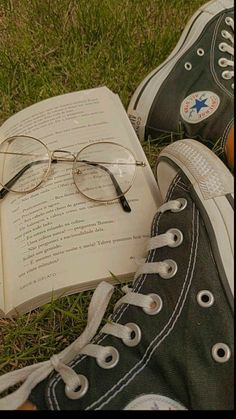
[{"x1": 0, "y1": 0, "x2": 208, "y2": 375}]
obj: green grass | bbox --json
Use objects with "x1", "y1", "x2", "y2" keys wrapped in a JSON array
[{"x1": 0, "y1": 0, "x2": 209, "y2": 376}]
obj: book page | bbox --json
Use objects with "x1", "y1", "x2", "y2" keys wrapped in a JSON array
[{"x1": 0, "y1": 87, "x2": 161, "y2": 314}]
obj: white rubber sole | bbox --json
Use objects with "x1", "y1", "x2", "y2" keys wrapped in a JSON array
[
  {"x1": 127, "y1": 0, "x2": 234, "y2": 140},
  {"x1": 157, "y1": 139, "x2": 234, "y2": 308}
]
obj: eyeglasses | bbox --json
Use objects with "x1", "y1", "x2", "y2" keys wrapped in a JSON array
[{"x1": 0, "y1": 135, "x2": 146, "y2": 212}]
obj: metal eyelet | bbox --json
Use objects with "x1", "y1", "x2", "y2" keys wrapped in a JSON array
[
  {"x1": 167, "y1": 228, "x2": 183, "y2": 247},
  {"x1": 231, "y1": 83, "x2": 234, "y2": 89},
  {"x1": 197, "y1": 290, "x2": 214, "y2": 307},
  {"x1": 219, "y1": 42, "x2": 226, "y2": 52},
  {"x1": 96, "y1": 346, "x2": 119, "y2": 369},
  {"x1": 218, "y1": 58, "x2": 228, "y2": 67},
  {"x1": 171, "y1": 198, "x2": 187, "y2": 213},
  {"x1": 212, "y1": 343, "x2": 231, "y2": 363},
  {"x1": 184, "y1": 62, "x2": 192, "y2": 70},
  {"x1": 197, "y1": 48, "x2": 204, "y2": 56},
  {"x1": 143, "y1": 293, "x2": 163, "y2": 315},
  {"x1": 222, "y1": 70, "x2": 231, "y2": 80},
  {"x1": 122, "y1": 323, "x2": 141, "y2": 347},
  {"x1": 225, "y1": 16, "x2": 233, "y2": 26},
  {"x1": 65, "y1": 374, "x2": 89, "y2": 400},
  {"x1": 221, "y1": 29, "x2": 228, "y2": 39},
  {"x1": 159, "y1": 259, "x2": 177, "y2": 279}
]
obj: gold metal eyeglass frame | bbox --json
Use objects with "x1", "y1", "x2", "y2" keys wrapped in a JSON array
[{"x1": 0, "y1": 135, "x2": 146, "y2": 212}]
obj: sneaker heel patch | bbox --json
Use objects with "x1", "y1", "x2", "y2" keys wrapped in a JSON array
[
  {"x1": 180, "y1": 91, "x2": 220, "y2": 124},
  {"x1": 124, "y1": 394, "x2": 187, "y2": 410}
]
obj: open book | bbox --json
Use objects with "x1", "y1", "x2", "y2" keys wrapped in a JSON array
[{"x1": 0, "y1": 86, "x2": 161, "y2": 317}]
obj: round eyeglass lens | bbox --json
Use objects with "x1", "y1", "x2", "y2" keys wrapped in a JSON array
[
  {"x1": 0, "y1": 136, "x2": 50, "y2": 193},
  {"x1": 73, "y1": 142, "x2": 136, "y2": 201}
]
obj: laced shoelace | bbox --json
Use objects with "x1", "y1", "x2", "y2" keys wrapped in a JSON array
[
  {"x1": 218, "y1": 16, "x2": 234, "y2": 88},
  {"x1": 0, "y1": 198, "x2": 184, "y2": 410}
]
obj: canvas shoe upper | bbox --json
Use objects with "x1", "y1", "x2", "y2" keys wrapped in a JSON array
[
  {"x1": 127, "y1": 0, "x2": 234, "y2": 165},
  {"x1": 0, "y1": 140, "x2": 234, "y2": 410}
]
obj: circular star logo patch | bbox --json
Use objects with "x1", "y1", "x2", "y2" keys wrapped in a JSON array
[
  {"x1": 180, "y1": 91, "x2": 220, "y2": 124},
  {"x1": 124, "y1": 394, "x2": 187, "y2": 410}
]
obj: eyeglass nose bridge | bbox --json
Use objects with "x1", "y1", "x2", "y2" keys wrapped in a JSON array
[{"x1": 51, "y1": 149, "x2": 76, "y2": 162}]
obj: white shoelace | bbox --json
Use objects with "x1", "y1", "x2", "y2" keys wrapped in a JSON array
[
  {"x1": 219, "y1": 16, "x2": 234, "y2": 86},
  {"x1": 0, "y1": 199, "x2": 181, "y2": 410}
]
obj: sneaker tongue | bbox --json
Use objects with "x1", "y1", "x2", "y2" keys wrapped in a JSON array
[{"x1": 156, "y1": 160, "x2": 179, "y2": 201}]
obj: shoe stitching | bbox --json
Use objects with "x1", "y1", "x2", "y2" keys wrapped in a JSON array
[
  {"x1": 175, "y1": 182, "x2": 190, "y2": 192},
  {"x1": 86, "y1": 203, "x2": 199, "y2": 410},
  {"x1": 48, "y1": 174, "x2": 182, "y2": 409},
  {"x1": 220, "y1": 117, "x2": 234, "y2": 154}
]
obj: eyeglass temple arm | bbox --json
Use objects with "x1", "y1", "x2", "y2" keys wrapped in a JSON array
[
  {"x1": 0, "y1": 159, "x2": 131, "y2": 213},
  {"x1": 0, "y1": 160, "x2": 51, "y2": 200},
  {"x1": 79, "y1": 160, "x2": 131, "y2": 212}
]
